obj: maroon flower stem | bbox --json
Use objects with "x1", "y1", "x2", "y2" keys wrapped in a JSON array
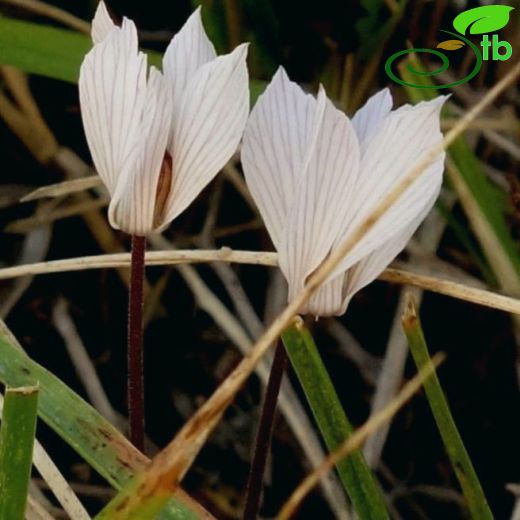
[
  {"x1": 127, "y1": 234, "x2": 146, "y2": 451},
  {"x1": 243, "y1": 341, "x2": 288, "y2": 519}
]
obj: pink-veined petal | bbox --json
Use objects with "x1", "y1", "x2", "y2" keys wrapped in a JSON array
[
  {"x1": 351, "y1": 88, "x2": 393, "y2": 144},
  {"x1": 109, "y1": 68, "x2": 173, "y2": 234},
  {"x1": 162, "y1": 43, "x2": 249, "y2": 225},
  {"x1": 91, "y1": 1, "x2": 115, "y2": 44},
  {"x1": 281, "y1": 96, "x2": 361, "y2": 305},
  {"x1": 79, "y1": 18, "x2": 147, "y2": 196},
  {"x1": 163, "y1": 7, "x2": 217, "y2": 118},
  {"x1": 241, "y1": 67, "x2": 322, "y2": 250},
  {"x1": 330, "y1": 96, "x2": 447, "y2": 278}
]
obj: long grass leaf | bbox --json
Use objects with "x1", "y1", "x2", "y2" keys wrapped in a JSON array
[
  {"x1": 281, "y1": 322, "x2": 389, "y2": 519},
  {"x1": 0, "y1": 385, "x2": 39, "y2": 520},
  {"x1": 277, "y1": 353, "x2": 445, "y2": 520},
  {"x1": 0, "y1": 16, "x2": 161, "y2": 83},
  {"x1": 402, "y1": 296, "x2": 493, "y2": 519}
]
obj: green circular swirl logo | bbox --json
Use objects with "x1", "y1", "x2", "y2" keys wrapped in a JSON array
[{"x1": 385, "y1": 5, "x2": 514, "y2": 89}]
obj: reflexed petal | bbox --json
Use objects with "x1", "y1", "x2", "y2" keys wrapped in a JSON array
[
  {"x1": 241, "y1": 67, "x2": 322, "y2": 249},
  {"x1": 91, "y1": 1, "x2": 115, "y2": 44},
  {"x1": 331, "y1": 96, "x2": 447, "y2": 277},
  {"x1": 109, "y1": 69, "x2": 173, "y2": 235},
  {"x1": 163, "y1": 7, "x2": 217, "y2": 117},
  {"x1": 351, "y1": 88, "x2": 392, "y2": 144},
  {"x1": 79, "y1": 18, "x2": 147, "y2": 195},
  {"x1": 281, "y1": 96, "x2": 361, "y2": 304},
  {"x1": 162, "y1": 43, "x2": 249, "y2": 224}
]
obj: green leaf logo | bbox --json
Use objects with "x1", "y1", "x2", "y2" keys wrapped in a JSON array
[{"x1": 453, "y1": 5, "x2": 514, "y2": 35}]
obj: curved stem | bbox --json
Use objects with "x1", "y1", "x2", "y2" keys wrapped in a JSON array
[
  {"x1": 243, "y1": 341, "x2": 288, "y2": 519},
  {"x1": 128, "y1": 235, "x2": 146, "y2": 451}
]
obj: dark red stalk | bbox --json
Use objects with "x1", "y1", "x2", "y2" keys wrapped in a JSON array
[
  {"x1": 243, "y1": 341, "x2": 288, "y2": 519},
  {"x1": 127, "y1": 234, "x2": 146, "y2": 451}
]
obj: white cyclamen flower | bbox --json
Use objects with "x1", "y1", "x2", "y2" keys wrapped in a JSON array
[
  {"x1": 79, "y1": 2, "x2": 249, "y2": 235},
  {"x1": 241, "y1": 68, "x2": 446, "y2": 317}
]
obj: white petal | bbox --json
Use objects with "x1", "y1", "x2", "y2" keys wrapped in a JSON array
[
  {"x1": 307, "y1": 186, "x2": 439, "y2": 318},
  {"x1": 281, "y1": 96, "x2": 361, "y2": 305},
  {"x1": 91, "y1": 1, "x2": 115, "y2": 44},
  {"x1": 332, "y1": 96, "x2": 447, "y2": 277},
  {"x1": 351, "y1": 88, "x2": 392, "y2": 144},
  {"x1": 161, "y1": 43, "x2": 249, "y2": 225},
  {"x1": 341, "y1": 190, "x2": 438, "y2": 307},
  {"x1": 303, "y1": 273, "x2": 345, "y2": 317},
  {"x1": 79, "y1": 18, "x2": 147, "y2": 196},
  {"x1": 241, "y1": 67, "x2": 321, "y2": 250},
  {"x1": 109, "y1": 69, "x2": 174, "y2": 235},
  {"x1": 163, "y1": 7, "x2": 217, "y2": 118}
]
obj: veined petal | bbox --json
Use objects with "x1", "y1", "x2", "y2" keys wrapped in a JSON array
[
  {"x1": 163, "y1": 7, "x2": 217, "y2": 118},
  {"x1": 79, "y1": 18, "x2": 147, "y2": 195},
  {"x1": 308, "y1": 187, "x2": 439, "y2": 317},
  {"x1": 332, "y1": 96, "x2": 447, "y2": 277},
  {"x1": 281, "y1": 96, "x2": 361, "y2": 305},
  {"x1": 241, "y1": 67, "x2": 322, "y2": 250},
  {"x1": 351, "y1": 88, "x2": 392, "y2": 144},
  {"x1": 303, "y1": 273, "x2": 345, "y2": 317},
  {"x1": 91, "y1": 1, "x2": 115, "y2": 44},
  {"x1": 162, "y1": 43, "x2": 249, "y2": 225},
  {"x1": 109, "y1": 68, "x2": 173, "y2": 235},
  {"x1": 341, "y1": 190, "x2": 439, "y2": 308}
]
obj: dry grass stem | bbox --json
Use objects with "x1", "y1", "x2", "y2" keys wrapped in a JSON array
[
  {"x1": 0, "y1": 67, "x2": 58, "y2": 163},
  {"x1": 21, "y1": 176, "x2": 103, "y2": 202},
  {"x1": 2, "y1": 250, "x2": 520, "y2": 315},
  {"x1": 5, "y1": 197, "x2": 109, "y2": 233},
  {"x1": 52, "y1": 298, "x2": 118, "y2": 425},
  {"x1": 25, "y1": 494, "x2": 56, "y2": 520}
]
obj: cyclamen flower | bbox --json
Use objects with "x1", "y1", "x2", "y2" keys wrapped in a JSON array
[
  {"x1": 242, "y1": 68, "x2": 446, "y2": 317},
  {"x1": 79, "y1": 2, "x2": 249, "y2": 235}
]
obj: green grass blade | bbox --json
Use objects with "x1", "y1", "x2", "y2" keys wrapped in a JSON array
[
  {"x1": 0, "y1": 16, "x2": 90, "y2": 83},
  {"x1": 0, "y1": 385, "x2": 39, "y2": 520},
  {"x1": 0, "y1": 333, "x2": 207, "y2": 520},
  {"x1": 0, "y1": 16, "x2": 162, "y2": 83},
  {"x1": 402, "y1": 298, "x2": 493, "y2": 520},
  {"x1": 281, "y1": 322, "x2": 389, "y2": 519}
]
